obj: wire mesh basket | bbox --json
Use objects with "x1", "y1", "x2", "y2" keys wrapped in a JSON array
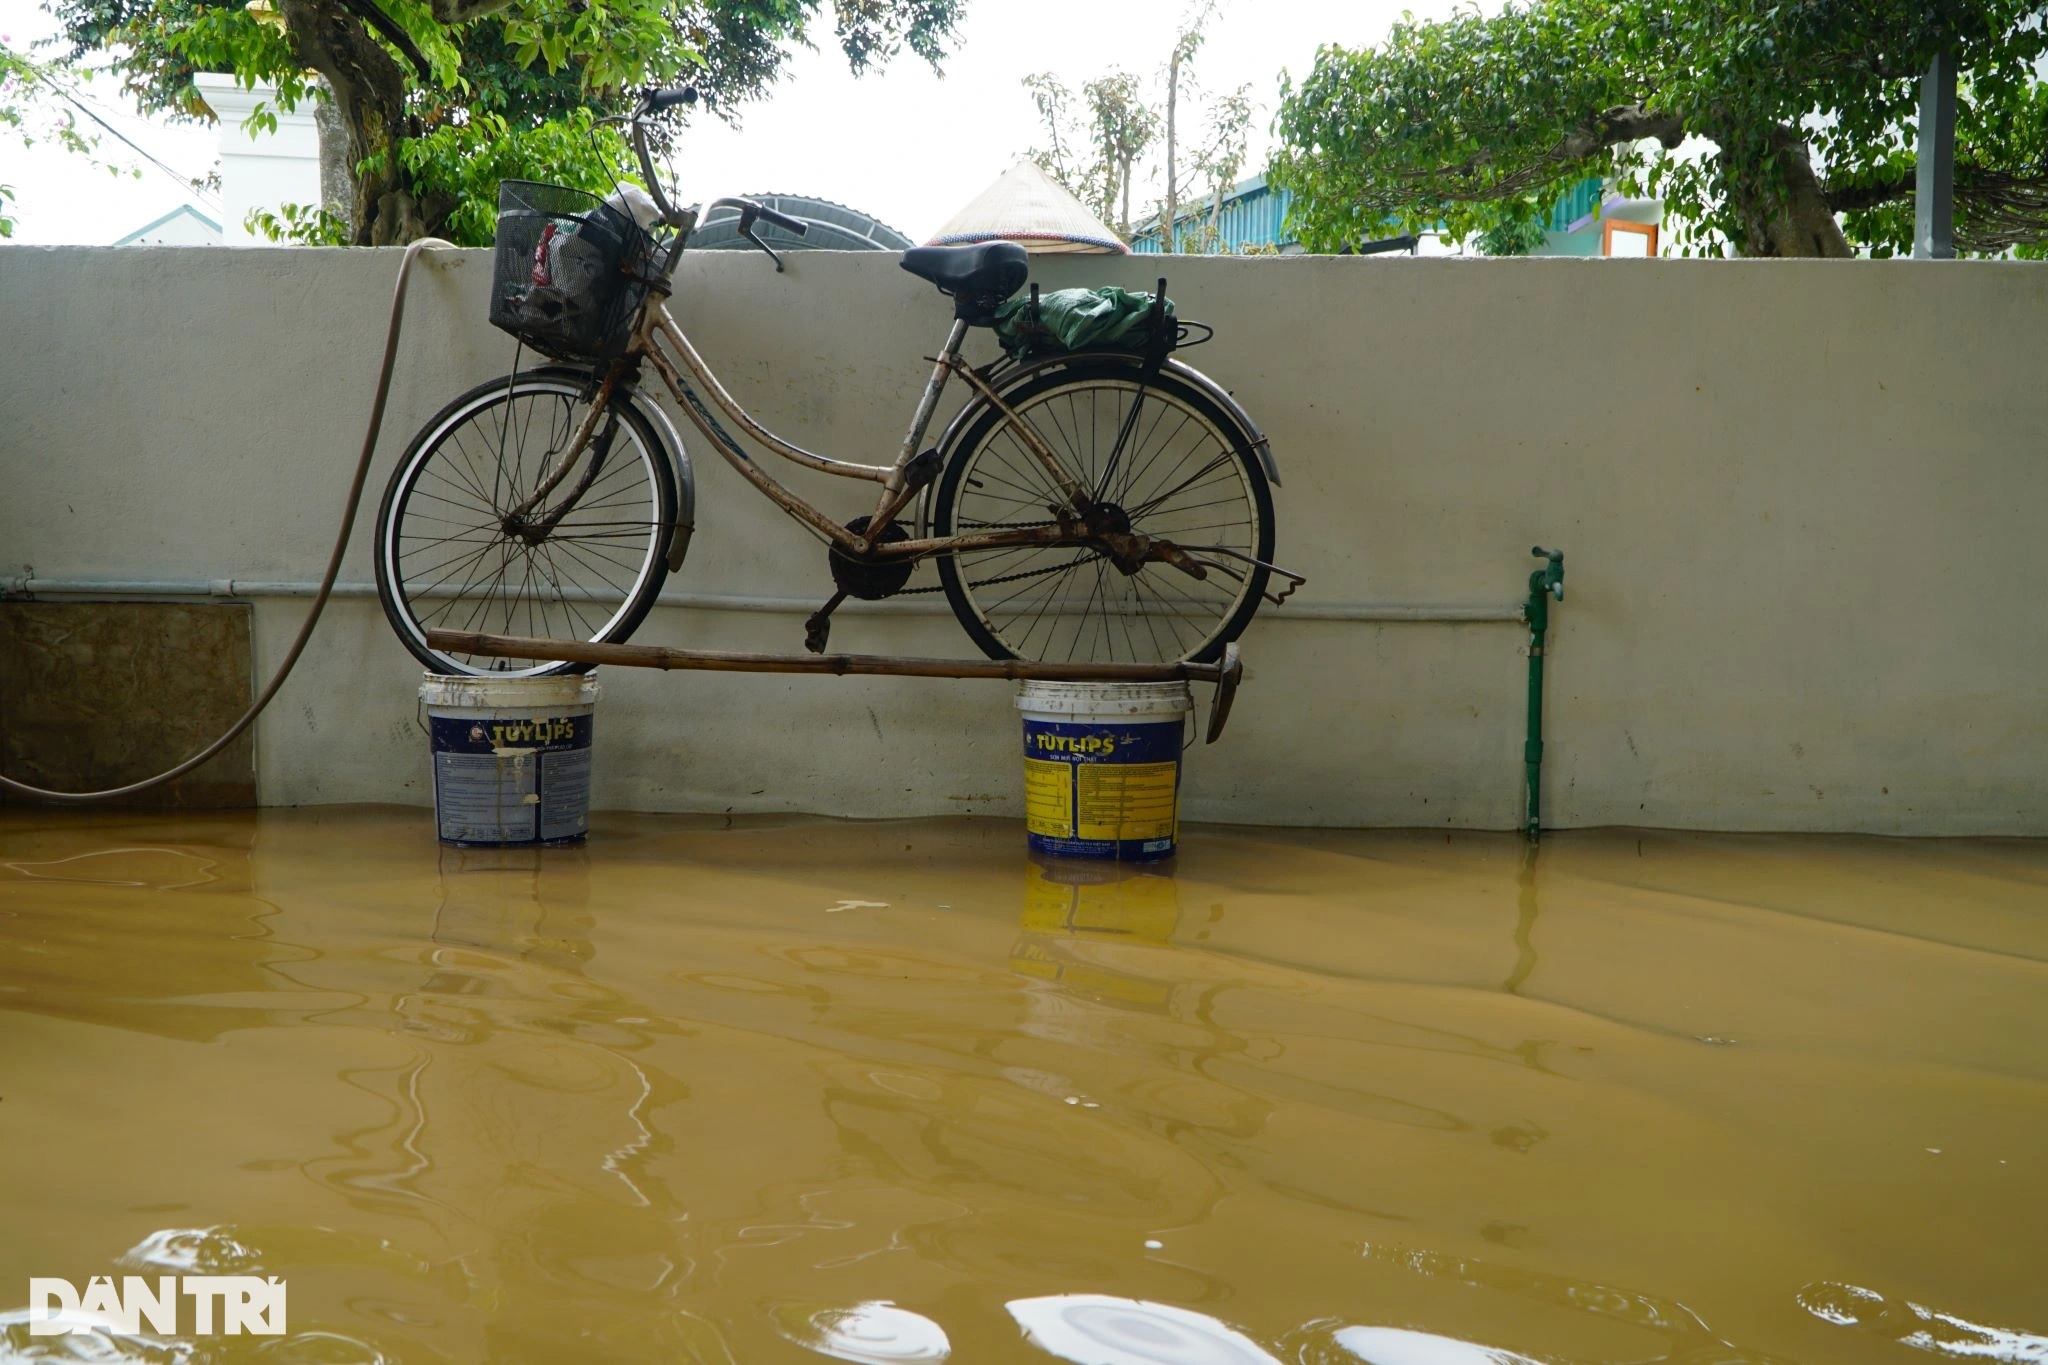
[{"x1": 488, "y1": 181, "x2": 652, "y2": 362}]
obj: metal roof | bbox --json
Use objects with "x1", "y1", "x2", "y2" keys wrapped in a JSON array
[{"x1": 690, "y1": 195, "x2": 913, "y2": 252}]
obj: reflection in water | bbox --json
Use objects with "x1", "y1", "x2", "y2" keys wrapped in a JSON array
[
  {"x1": 3, "y1": 811, "x2": 2047, "y2": 1362},
  {"x1": 769, "y1": 1301, "x2": 949, "y2": 1363},
  {"x1": 1332, "y1": 1326, "x2": 1540, "y2": 1365},
  {"x1": 1, "y1": 846, "x2": 226, "y2": 891},
  {"x1": 1501, "y1": 846, "x2": 1539, "y2": 995},
  {"x1": 1008, "y1": 1295, "x2": 1278, "y2": 1365},
  {"x1": 0, "y1": 1306, "x2": 393, "y2": 1365},
  {"x1": 1798, "y1": 1282, "x2": 2048, "y2": 1362},
  {"x1": 1011, "y1": 859, "x2": 1183, "y2": 1011}
]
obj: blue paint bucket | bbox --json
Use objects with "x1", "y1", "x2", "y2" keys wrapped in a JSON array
[
  {"x1": 1016, "y1": 680, "x2": 1192, "y2": 861},
  {"x1": 419, "y1": 674, "x2": 599, "y2": 846}
]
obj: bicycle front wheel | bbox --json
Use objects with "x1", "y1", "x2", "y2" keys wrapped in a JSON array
[
  {"x1": 375, "y1": 370, "x2": 678, "y2": 676},
  {"x1": 932, "y1": 358, "x2": 1275, "y2": 664}
]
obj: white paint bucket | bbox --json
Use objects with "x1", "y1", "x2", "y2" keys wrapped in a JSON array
[
  {"x1": 419, "y1": 673, "x2": 599, "y2": 846},
  {"x1": 1016, "y1": 680, "x2": 1193, "y2": 861}
]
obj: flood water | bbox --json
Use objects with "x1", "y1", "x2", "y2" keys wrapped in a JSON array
[{"x1": 2, "y1": 808, "x2": 2045, "y2": 1364}]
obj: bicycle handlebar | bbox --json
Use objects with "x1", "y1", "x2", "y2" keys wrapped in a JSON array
[
  {"x1": 644, "y1": 84, "x2": 697, "y2": 112},
  {"x1": 624, "y1": 87, "x2": 811, "y2": 248},
  {"x1": 745, "y1": 201, "x2": 809, "y2": 237}
]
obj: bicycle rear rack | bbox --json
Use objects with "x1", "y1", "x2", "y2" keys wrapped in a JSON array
[{"x1": 424, "y1": 630, "x2": 1245, "y2": 743}]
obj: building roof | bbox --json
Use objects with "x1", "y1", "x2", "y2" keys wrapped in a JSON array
[
  {"x1": 114, "y1": 204, "x2": 223, "y2": 246},
  {"x1": 927, "y1": 161, "x2": 1128, "y2": 254},
  {"x1": 1138, "y1": 173, "x2": 1272, "y2": 236},
  {"x1": 690, "y1": 194, "x2": 913, "y2": 252}
]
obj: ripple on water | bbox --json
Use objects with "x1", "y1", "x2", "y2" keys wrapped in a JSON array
[
  {"x1": 0, "y1": 1310, "x2": 192, "y2": 1365},
  {"x1": 117, "y1": 1227, "x2": 262, "y2": 1275},
  {"x1": 1330, "y1": 1325, "x2": 1542, "y2": 1365},
  {"x1": 1798, "y1": 1282, "x2": 2048, "y2": 1362}
]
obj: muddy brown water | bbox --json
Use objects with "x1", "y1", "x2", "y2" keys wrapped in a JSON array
[{"x1": 1, "y1": 808, "x2": 2044, "y2": 1364}]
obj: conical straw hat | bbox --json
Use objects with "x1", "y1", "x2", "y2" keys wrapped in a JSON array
[{"x1": 926, "y1": 160, "x2": 1129, "y2": 254}]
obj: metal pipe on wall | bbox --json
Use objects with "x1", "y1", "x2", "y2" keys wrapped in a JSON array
[
  {"x1": 2, "y1": 575, "x2": 1525, "y2": 623},
  {"x1": 7, "y1": 566, "x2": 1561, "y2": 830}
]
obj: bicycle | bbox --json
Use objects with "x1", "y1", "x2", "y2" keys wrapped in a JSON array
[{"x1": 375, "y1": 85, "x2": 1302, "y2": 678}]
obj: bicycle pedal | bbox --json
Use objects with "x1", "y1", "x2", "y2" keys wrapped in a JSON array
[{"x1": 803, "y1": 589, "x2": 846, "y2": 654}]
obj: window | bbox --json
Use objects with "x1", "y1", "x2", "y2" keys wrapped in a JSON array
[{"x1": 1602, "y1": 220, "x2": 1658, "y2": 257}]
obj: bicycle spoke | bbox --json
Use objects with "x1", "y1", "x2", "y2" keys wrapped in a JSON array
[
  {"x1": 941, "y1": 373, "x2": 1268, "y2": 664},
  {"x1": 380, "y1": 375, "x2": 672, "y2": 676}
]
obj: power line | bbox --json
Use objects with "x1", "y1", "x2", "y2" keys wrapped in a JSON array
[{"x1": 28, "y1": 65, "x2": 223, "y2": 213}]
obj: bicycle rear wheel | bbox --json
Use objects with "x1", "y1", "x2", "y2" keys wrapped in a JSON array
[
  {"x1": 931, "y1": 357, "x2": 1274, "y2": 664},
  {"x1": 375, "y1": 370, "x2": 678, "y2": 676}
]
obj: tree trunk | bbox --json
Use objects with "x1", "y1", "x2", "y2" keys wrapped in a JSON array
[
  {"x1": 1722, "y1": 122, "x2": 1853, "y2": 258},
  {"x1": 312, "y1": 89, "x2": 355, "y2": 237},
  {"x1": 1163, "y1": 48, "x2": 1180, "y2": 252},
  {"x1": 275, "y1": 0, "x2": 425, "y2": 244}
]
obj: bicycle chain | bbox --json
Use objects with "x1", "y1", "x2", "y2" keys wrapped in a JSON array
[{"x1": 897, "y1": 552, "x2": 1102, "y2": 595}]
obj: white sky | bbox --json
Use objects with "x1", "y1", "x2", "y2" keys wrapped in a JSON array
[{"x1": 1, "y1": 0, "x2": 1472, "y2": 244}]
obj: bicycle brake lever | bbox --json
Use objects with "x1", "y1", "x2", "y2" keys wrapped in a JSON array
[
  {"x1": 742, "y1": 223, "x2": 785, "y2": 272},
  {"x1": 738, "y1": 207, "x2": 785, "y2": 273}
]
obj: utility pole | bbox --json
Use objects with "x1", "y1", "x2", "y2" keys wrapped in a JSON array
[{"x1": 1914, "y1": 49, "x2": 1956, "y2": 259}]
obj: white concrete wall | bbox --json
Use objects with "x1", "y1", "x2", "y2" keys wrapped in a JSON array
[
  {"x1": 2, "y1": 244, "x2": 2044, "y2": 833},
  {"x1": 193, "y1": 75, "x2": 323, "y2": 244}
]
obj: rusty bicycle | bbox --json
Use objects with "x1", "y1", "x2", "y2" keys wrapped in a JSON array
[{"x1": 374, "y1": 86, "x2": 1299, "y2": 678}]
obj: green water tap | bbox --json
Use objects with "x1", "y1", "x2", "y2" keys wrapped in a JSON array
[{"x1": 1523, "y1": 546, "x2": 1564, "y2": 842}]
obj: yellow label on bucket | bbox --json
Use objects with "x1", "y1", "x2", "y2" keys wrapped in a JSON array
[
  {"x1": 1023, "y1": 758, "x2": 1075, "y2": 836},
  {"x1": 1077, "y1": 761, "x2": 1178, "y2": 841}
]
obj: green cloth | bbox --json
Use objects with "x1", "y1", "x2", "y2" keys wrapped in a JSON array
[{"x1": 992, "y1": 286, "x2": 1174, "y2": 360}]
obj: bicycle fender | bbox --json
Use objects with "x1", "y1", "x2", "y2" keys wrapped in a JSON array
[
  {"x1": 1158, "y1": 357, "x2": 1279, "y2": 488},
  {"x1": 915, "y1": 352, "x2": 1279, "y2": 537},
  {"x1": 528, "y1": 365, "x2": 696, "y2": 571}
]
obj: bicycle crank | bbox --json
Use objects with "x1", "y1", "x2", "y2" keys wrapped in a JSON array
[{"x1": 807, "y1": 516, "x2": 915, "y2": 653}]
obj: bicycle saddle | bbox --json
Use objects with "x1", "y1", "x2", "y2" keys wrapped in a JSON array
[{"x1": 900, "y1": 242, "x2": 1029, "y2": 321}]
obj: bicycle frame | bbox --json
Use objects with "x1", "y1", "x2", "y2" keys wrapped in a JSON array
[{"x1": 513, "y1": 218, "x2": 1101, "y2": 567}]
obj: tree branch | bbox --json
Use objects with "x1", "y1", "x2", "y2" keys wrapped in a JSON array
[
  {"x1": 334, "y1": 0, "x2": 431, "y2": 80},
  {"x1": 1420, "y1": 102, "x2": 1686, "y2": 205},
  {"x1": 428, "y1": 0, "x2": 513, "y2": 25},
  {"x1": 1822, "y1": 173, "x2": 1915, "y2": 212},
  {"x1": 1560, "y1": 103, "x2": 1686, "y2": 160}
]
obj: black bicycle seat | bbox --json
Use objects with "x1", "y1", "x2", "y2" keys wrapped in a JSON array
[{"x1": 899, "y1": 242, "x2": 1029, "y2": 308}]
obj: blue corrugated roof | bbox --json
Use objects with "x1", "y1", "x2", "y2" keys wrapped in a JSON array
[
  {"x1": 1131, "y1": 172, "x2": 1613, "y2": 253},
  {"x1": 1131, "y1": 174, "x2": 1289, "y2": 254}
]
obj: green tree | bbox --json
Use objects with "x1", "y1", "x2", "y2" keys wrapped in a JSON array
[
  {"x1": 1158, "y1": 0, "x2": 1218, "y2": 253},
  {"x1": 1023, "y1": 4, "x2": 1252, "y2": 250},
  {"x1": 45, "y1": 0, "x2": 962, "y2": 245},
  {"x1": 1271, "y1": 0, "x2": 2048, "y2": 258},
  {"x1": 1023, "y1": 68, "x2": 1158, "y2": 236},
  {"x1": 1183, "y1": 79, "x2": 1251, "y2": 251}
]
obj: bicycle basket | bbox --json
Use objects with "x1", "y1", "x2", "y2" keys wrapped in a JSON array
[{"x1": 488, "y1": 180, "x2": 652, "y2": 362}]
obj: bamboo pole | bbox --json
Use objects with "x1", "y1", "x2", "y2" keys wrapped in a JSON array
[
  {"x1": 425, "y1": 629, "x2": 1230, "y2": 683},
  {"x1": 423, "y1": 630, "x2": 1246, "y2": 742}
]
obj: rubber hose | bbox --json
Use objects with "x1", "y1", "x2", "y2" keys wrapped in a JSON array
[{"x1": 0, "y1": 237, "x2": 459, "y2": 804}]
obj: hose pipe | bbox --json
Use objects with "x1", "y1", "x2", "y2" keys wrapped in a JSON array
[
  {"x1": 1523, "y1": 546, "x2": 1564, "y2": 841},
  {"x1": 0, "y1": 238, "x2": 458, "y2": 804}
]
